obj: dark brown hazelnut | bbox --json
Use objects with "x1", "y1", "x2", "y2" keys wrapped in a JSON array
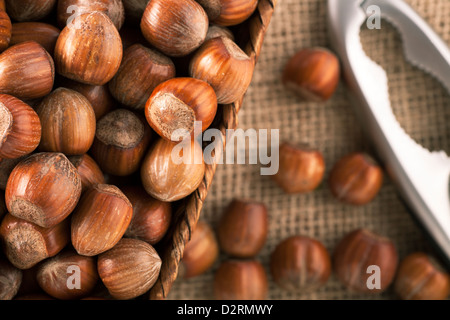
[
  {"x1": 270, "y1": 235, "x2": 331, "y2": 292},
  {"x1": 334, "y1": 228, "x2": 399, "y2": 294},
  {"x1": 329, "y1": 152, "x2": 383, "y2": 205},
  {"x1": 217, "y1": 199, "x2": 268, "y2": 258},
  {"x1": 214, "y1": 259, "x2": 268, "y2": 300}
]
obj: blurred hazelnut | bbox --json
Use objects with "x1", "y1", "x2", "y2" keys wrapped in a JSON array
[
  {"x1": 282, "y1": 47, "x2": 340, "y2": 102},
  {"x1": 334, "y1": 228, "x2": 398, "y2": 293},
  {"x1": 181, "y1": 221, "x2": 219, "y2": 279},
  {"x1": 394, "y1": 252, "x2": 450, "y2": 300},
  {"x1": 217, "y1": 199, "x2": 268, "y2": 258},
  {"x1": 270, "y1": 235, "x2": 331, "y2": 292}
]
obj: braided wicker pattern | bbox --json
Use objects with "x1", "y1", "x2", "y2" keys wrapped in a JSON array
[{"x1": 148, "y1": 0, "x2": 277, "y2": 300}]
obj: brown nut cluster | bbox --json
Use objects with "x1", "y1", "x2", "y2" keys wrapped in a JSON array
[{"x1": 0, "y1": 0, "x2": 259, "y2": 301}]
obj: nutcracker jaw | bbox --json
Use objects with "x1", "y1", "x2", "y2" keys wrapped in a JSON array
[{"x1": 327, "y1": 0, "x2": 450, "y2": 268}]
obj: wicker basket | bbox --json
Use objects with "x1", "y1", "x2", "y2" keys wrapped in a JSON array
[{"x1": 148, "y1": 0, "x2": 277, "y2": 300}]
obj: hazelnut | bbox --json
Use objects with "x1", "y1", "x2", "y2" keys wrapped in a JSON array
[
  {"x1": 189, "y1": 37, "x2": 254, "y2": 105},
  {"x1": 5, "y1": 152, "x2": 82, "y2": 228},
  {"x1": 270, "y1": 235, "x2": 331, "y2": 292},
  {"x1": 5, "y1": 0, "x2": 56, "y2": 22},
  {"x1": 109, "y1": 44, "x2": 176, "y2": 110},
  {"x1": 0, "y1": 10, "x2": 11, "y2": 53},
  {"x1": 57, "y1": 0, "x2": 125, "y2": 30},
  {"x1": 54, "y1": 11, "x2": 123, "y2": 86},
  {"x1": 181, "y1": 220, "x2": 219, "y2": 279},
  {"x1": 10, "y1": 22, "x2": 60, "y2": 56},
  {"x1": 0, "y1": 41, "x2": 55, "y2": 100},
  {"x1": 0, "y1": 256, "x2": 22, "y2": 300},
  {"x1": 214, "y1": 259, "x2": 268, "y2": 300},
  {"x1": 333, "y1": 228, "x2": 398, "y2": 293},
  {"x1": 0, "y1": 94, "x2": 41, "y2": 160},
  {"x1": 217, "y1": 199, "x2": 268, "y2": 258},
  {"x1": 212, "y1": 0, "x2": 258, "y2": 26},
  {"x1": 36, "y1": 88, "x2": 97, "y2": 156},
  {"x1": 59, "y1": 78, "x2": 114, "y2": 120},
  {"x1": 272, "y1": 142, "x2": 325, "y2": 194},
  {"x1": 329, "y1": 152, "x2": 383, "y2": 205},
  {"x1": 145, "y1": 77, "x2": 217, "y2": 141},
  {"x1": 394, "y1": 252, "x2": 450, "y2": 300},
  {"x1": 141, "y1": 138, "x2": 206, "y2": 202},
  {"x1": 68, "y1": 154, "x2": 105, "y2": 193},
  {"x1": 0, "y1": 213, "x2": 70, "y2": 270},
  {"x1": 36, "y1": 249, "x2": 99, "y2": 300},
  {"x1": 90, "y1": 109, "x2": 152, "y2": 177},
  {"x1": 282, "y1": 47, "x2": 340, "y2": 102},
  {"x1": 5, "y1": 153, "x2": 80, "y2": 219},
  {"x1": 97, "y1": 238, "x2": 162, "y2": 300},
  {"x1": 122, "y1": 185, "x2": 172, "y2": 245},
  {"x1": 71, "y1": 184, "x2": 133, "y2": 256},
  {"x1": 140, "y1": 0, "x2": 208, "y2": 57}
]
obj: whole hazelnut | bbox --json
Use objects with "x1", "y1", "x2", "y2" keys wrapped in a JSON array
[
  {"x1": 394, "y1": 252, "x2": 450, "y2": 300},
  {"x1": 97, "y1": 238, "x2": 162, "y2": 300},
  {"x1": 141, "y1": 138, "x2": 206, "y2": 202},
  {"x1": 0, "y1": 41, "x2": 55, "y2": 100},
  {"x1": 36, "y1": 88, "x2": 97, "y2": 156},
  {"x1": 217, "y1": 199, "x2": 268, "y2": 258},
  {"x1": 36, "y1": 249, "x2": 99, "y2": 300},
  {"x1": 0, "y1": 256, "x2": 22, "y2": 300},
  {"x1": 122, "y1": 185, "x2": 172, "y2": 245},
  {"x1": 270, "y1": 235, "x2": 331, "y2": 292},
  {"x1": 333, "y1": 228, "x2": 398, "y2": 293},
  {"x1": 57, "y1": 0, "x2": 125, "y2": 30},
  {"x1": 212, "y1": 0, "x2": 259, "y2": 26},
  {"x1": 145, "y1": 77, "x2": 217, "y2": 141},
  {"x1": 90, "y1": 109, "x2": 152, "y2": 177},
  {"x1": 109, "y1": 44, "x2": 176, "y2": 110},
  {"x1": 54, "y1": 12, "x2": 123, "y2": 86},
  {"x1": 5, "y1": 152, "x2": 82, "y2": 228},
  {"x1": 329, "y1": 152, "x2": 383, "y2": 205},
  {"x1": 271, "y1": 142, "x2": 325, "y2": 194},
  {"x1": 5, "y1": 0, "x2": 56, "y2": 22},
  {"x1": 0, "y1": 213, "x2": 70, "y2": 270},
  {"x1": 68, "y1": 154, "x2": 105, "y2": 193},
  {"x1": 214, "y1": 259, "x2": 268, "y2": 300},
  {"x1": 181, "y1": 220, "x2": 219, "y2": 279},
  {"x1": 71, "y1": 184, "x2": 133, "y2": 256},
  {"x1": 140, "y1": 0, "x2": 208, "y2": 57},
  {"x1": 282, "y1": 47, "x2": 340, "y2": 102},
  {"x1": 10, "y1": 22, "x2": 60, "y2": 56},
  {"x1": 0, "y1": 94, "x2": 41, "y2": 160},
  {"x1": 189, "y1": 37, "x2": 254, "y2": 104}
]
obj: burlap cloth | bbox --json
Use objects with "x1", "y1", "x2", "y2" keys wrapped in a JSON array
[{"x1": 167, "y1": 0, "x2": 450, "y2": 300}]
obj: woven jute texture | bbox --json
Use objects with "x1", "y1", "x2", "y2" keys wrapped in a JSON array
[{"x1": 167, "y1": 0, "x2": 450, "y2": 300}]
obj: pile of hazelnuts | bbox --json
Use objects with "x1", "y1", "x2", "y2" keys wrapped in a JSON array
[
  {"x1": 180, "y1": 48, "x2": 450, "y2": 300},
  {"x1": 0, "y1": 0, "x2": 261, "y2": 300}
]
